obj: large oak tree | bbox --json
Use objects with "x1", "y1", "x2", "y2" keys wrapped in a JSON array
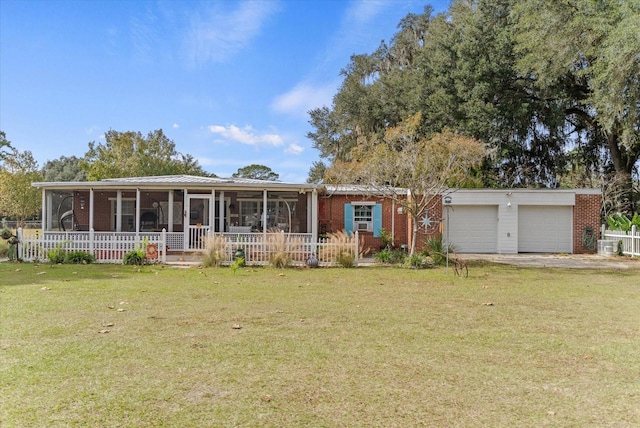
[{"x1": 307, "y1": 0, "x2": 640, "y2": 212}]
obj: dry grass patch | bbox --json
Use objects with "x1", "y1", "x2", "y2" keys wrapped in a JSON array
[{"x1": 1, "y1": 262, "x2": 639, "y2": 427}]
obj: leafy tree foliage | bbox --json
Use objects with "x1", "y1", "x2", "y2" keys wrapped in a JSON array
[
  {"x1": 82, "y1": 129, "x2": 212, "y2": 180},
  {"x1": 307, "y1": 0, "x2": 640, "y2": 212},
  {"x1": 326, "y1": 113, "x2": 486, "y2": 254},
  {"x1": 42, "y1": 156, "x2": 87, "y2": 182},
  {"x1": 1, "y1": 131, "x2": 16, "y2": 163},
  {"x1": 0, "y1": 147, "x2": 43, "y2": 226},
  {"x1": 232, "y1": 164, "x2": 279, "y2": 181},
  {"x1": 306, "y1": 161, "x2": 327, "y2": 184}
]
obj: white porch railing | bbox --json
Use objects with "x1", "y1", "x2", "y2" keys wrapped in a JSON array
[
  {"x1": 600, "y1": 225, "x2": 640, "y2": 257},
  {"x1": 17, "y1": 229, "x2": 168, "y2": 264}
]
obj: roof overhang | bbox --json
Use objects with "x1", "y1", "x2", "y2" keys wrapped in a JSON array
[{"x1": 32, "y1": 175, "x2": 317, "y2": 193}]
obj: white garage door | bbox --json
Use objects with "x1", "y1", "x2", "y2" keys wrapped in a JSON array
[
  {"x1": 518, "y1": 206, "x2": 572, "y2": 253},
  {"x1": 447, "y1": 205, "x2": 498, "y2": 253}
]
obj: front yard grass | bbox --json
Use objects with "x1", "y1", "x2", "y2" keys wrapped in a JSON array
[{"x1": 1, "y1": 262, "x2": 639, "y2": 427}]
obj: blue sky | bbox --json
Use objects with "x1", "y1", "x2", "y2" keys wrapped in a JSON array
[{"x1": 1, "y1": 0, "x2": 448, "y2": 182}]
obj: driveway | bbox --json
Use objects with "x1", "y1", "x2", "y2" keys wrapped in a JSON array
[{"x1": 464, "y1": 253, "x2": 640, "y2": 269}]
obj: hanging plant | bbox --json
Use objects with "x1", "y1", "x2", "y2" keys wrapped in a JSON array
[{"x1": 1, "y1": 229, "x2": 12, "y2": 240}]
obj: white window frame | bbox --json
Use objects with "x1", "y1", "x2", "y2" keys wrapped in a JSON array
[
  {"x1": 352, "y1": 202, "x2": 375, "y2": 232},
  {"x1": 110, "y1": 198, "x2": 136, "y2": 232}
]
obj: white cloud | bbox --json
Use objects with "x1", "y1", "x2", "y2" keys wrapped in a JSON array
[
  {"x1": 185, "y1": 1, "x2": 279, "y2": 65},
  {"x1": 173, "y1": 123, "x2": 179, "y2": 129},
  {"x1": 344, "y1": 0, "x2": 388, "y2": 26},
  {"x1": 208, "y1": 124, "x2": 283, "y2": 147},
  {"x1": 285, "y1": 143, "x2": 304, "y2": 155},
  {"x1": 271, "y1": 81, "x2": 337, "y2": 117}
]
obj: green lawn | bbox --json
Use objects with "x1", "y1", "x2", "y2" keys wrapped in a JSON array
[{"x1": 1, "y1": 262, "x2": 639, "y2": 427}]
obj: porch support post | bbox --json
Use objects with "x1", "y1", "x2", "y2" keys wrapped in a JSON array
[
  {"x1": 116, "y1": 191, "x2": 122, "y2": 232},
  {"x1": 168, "y1": 190, "x2": 174, "y2": 232},
  {"x1": 262, "y1": 189, "x2": 268, "y2": 236},
  {"x1": 89, "y1": 188, "x2": 95, "y2": 256},
  {"x1": 210, "y1": 188, "x2": 215, "y2": 235},
  {"x1": 183, "y1": 188, "x2": 188, "y2": 251},
  {"x1": 311, "y1": 188, "x2": 318, "y2": 245},
  {"x1": 306, "y1": 192, "x2": 312, "y2": 233},
  {"x1": 89, "y1": 188, "x2": 95, "y2": 231},
  {"x1": 135, "y1": 188, "x2": 140, "y2": 237},
  {"x1": 41, "y1": 189, "x2": 47, "y2": 233},
  {"x1": 391, "y1": 199, "x2": 396, "y2": 247},
  {"x1": 218, "y1": 190, "x2": 225, "y2": 233}
]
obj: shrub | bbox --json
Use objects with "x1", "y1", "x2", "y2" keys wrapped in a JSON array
[
  {"x1": 424, "y1": 234, "x2": 456, "y2": 266},
  {"x1": 379, "y1": 228, "x2": 393, "y2": 249},
  {"x1": 47, "y1": 248, "x2": 67, "y2": 264},
  {"x1": 202, "y1": 234, "x2": 227, "y2": 267},
  {"x1": 65, "y1": 251, "x2": 95, "y2": 264},
  {"x1": 403, "y1": 253, "x2": 434, "y2": 269},
  {"x1": 374, "y1": 248, "x2": 406, "y2": 265},
  {"x1": 123, "y1": 247, "x2": 147, "y2": 265}
]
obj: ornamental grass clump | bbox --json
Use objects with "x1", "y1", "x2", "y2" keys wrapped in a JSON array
[
  {"x1": 266, "y1": 232, "x2": 306, "y2": 268},
  {"x1": 267, "y1": 232, "x2": 291, "y2": 268},
  {"x1": 321, "y1": 230, "x2": 365, "y2": 267},
  {"x1": 202, "y1": 234, "x2": 227, "y2": 267}
]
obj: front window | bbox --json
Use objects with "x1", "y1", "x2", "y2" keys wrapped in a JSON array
[
  {"x1": 111, "y1": 199, "x2": 136, "y2": 231},
  {"x1": 238, "y1": 199, "x2": 298, "y2": 230},
  {"x1": 353, "y1": 204, "x2": 373, "y2": 232}
]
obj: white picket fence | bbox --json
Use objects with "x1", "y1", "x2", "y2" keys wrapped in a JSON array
[
  {"x1": 600, "y1": 225, "x2": 640, "y2": 257},
  {"x1": 15, "y1": 229, "x2": 360, "y2": 266},
  {"x1": 17, "y1": 229, "x2": 168, "y2": 264},
  {"x1": 216, "y1": 232, "x2": 359, "y2": 267}
]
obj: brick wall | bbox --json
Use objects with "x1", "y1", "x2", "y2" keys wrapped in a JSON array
[
  {"x1": 573, "y1": 193, "x2": 601, "y2": 254},
  {"x1": 318, "y1": 193, "x2": 444, "y2": 254}
]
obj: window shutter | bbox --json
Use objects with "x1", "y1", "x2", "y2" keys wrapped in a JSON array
[
  {"x1": 373, "y1": 204, "x2": 383, "y2": 237},
  {"x1": 344, "y1": 203, "x2": 354, "y2": 236}
]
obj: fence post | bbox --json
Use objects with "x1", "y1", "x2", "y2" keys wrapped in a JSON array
[
  {"x1": 632, "y1": 225, "x2": 637, "y2": 257},
  {"x1": 600, "y1": 224, "x2": 605, "y2": 240},
  {"x1": 17, "y1": 227, "x2": 23, "y2": 261},
  {"x1": 161, "y1": 228, "x2": 167, "y2": 264},
  {"x1": 90, "y1": 228, "x2": 95, "y2": 257},
  {"x1": 355, "y1": 231, "x2": 359, "y2": 266}
]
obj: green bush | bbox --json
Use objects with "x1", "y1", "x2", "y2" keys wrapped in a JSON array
[
  {"x1": 404, "y1": 253, "x2": 434, "y2": 269},
  {"x1": 424, "y1": 235, "x2": 456, "y2": 266},
  {"x1": 65, "y1": 251, "x2": 95, "y2": 264},
  {"x1": 374, "y1": 248, "x2": 406, "y2": 264},
  {"x1": 123, "y1": 248, "x2": 147, "y2": 265},
  {"x1": 47, "y1": 248, "x2": 67, "y2": 264}
]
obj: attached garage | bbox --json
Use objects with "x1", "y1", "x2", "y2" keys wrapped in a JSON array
[
  {"x1": 518, "y1": 206, "x2": 573, "y2": 253},
  {"x1": 447, "y1": 205, "x2": 498, "y2": 253}
]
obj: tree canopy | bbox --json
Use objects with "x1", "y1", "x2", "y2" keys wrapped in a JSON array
[
  {"x1": 82, "y1": 129, "x2": 213, "y2": 180},
  {"x1": 326, "y1": 113, "x2": 486, "y2": 254},
  {"x1": 307, "y1": 0, "x2": 640, "y2": 213},
  {"x1": 0, "y1": 131, "x2": 15, "y2": 162},
  {"x1": 232, "y1": 164, "x2": 279, "y2": 181},
  {"x1": 42, "y1": 156, "x2": 87, "y2": 182},
  {"x1": 0, "y1": 146, "x2": 43, "y2": 225}
]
